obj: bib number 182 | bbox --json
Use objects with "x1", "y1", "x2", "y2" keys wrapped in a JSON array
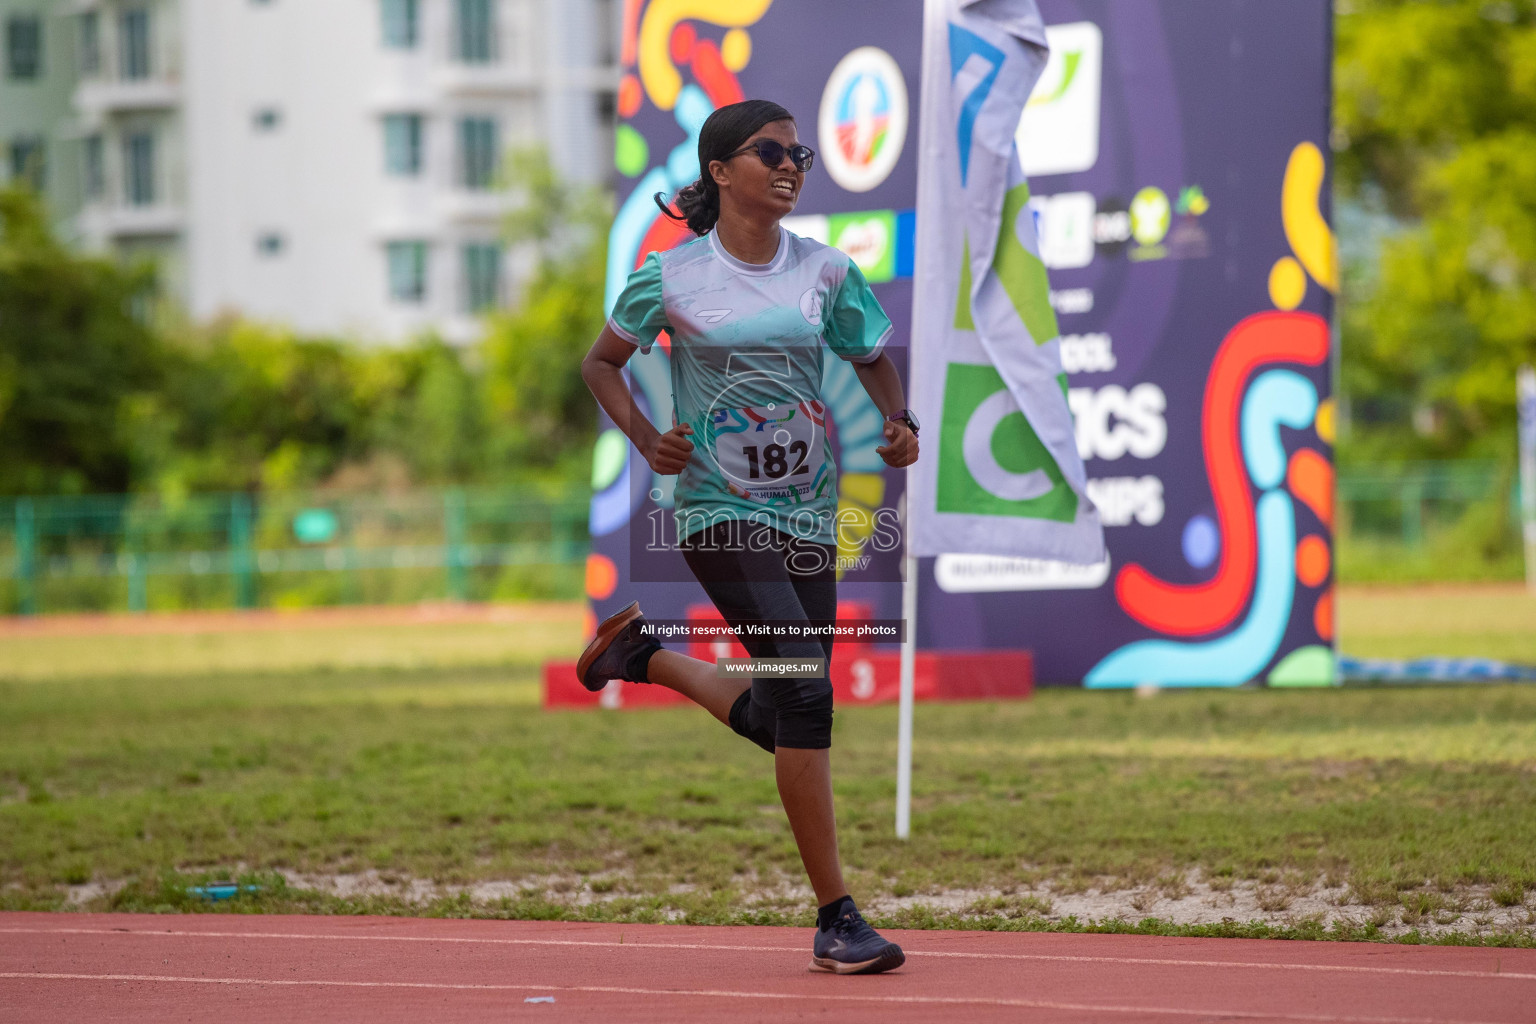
[{"x1": 743, "y1": 441, "x2": 810, "y2": 480}]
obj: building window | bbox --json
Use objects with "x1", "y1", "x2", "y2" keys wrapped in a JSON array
[
  {"x1": 383, "y1": 114, "x2": 422, "y2": 176},
  {"x1": 253, "y1": 107, "x2": 282, "y2": 131},
  {"x1": 256, "y1": 233, "x2": 285, "y2": 256},
  {"x1": 387, "y1": 241, "x2": 428, "y2": 302},
  {"x1": 595, "y1": 0, "x2": 618, "y2": 67},
  {"x1": 458, "y1": 116, "x2": 497, "y2": 189},
  {"x1": 456, "y1": 0, "x2": 495, "y2": 63},
  {"x1": 124, "y1": 131, "x2": 155, "y2": 205},
  {"x1": 463, "y1": 243, "x2": 501, "y2": 312},
  {"x1": 79, "y1": 12, "x2": 100, "y2": 76},
  {"x1": 6, "y1": 16, "x2": 41, "y2": 79},
  {"x1": 83, "y1": 135, "x2": 104, "y2": 198},
  {"x1": 120, "y1": 8, "x2": 152, "y2": 80},
  {"x1": 381, "y1": 0, "x2": 418, "y2": 49},
  {"x1": 9, "y1": 137, "x2": 45, "y2": 191}
]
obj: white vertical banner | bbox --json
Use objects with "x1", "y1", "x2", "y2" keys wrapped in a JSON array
[
  {"x1": 909, "y1": 0, "x2": 1105, "y2": 564},
  {"x1": 1518, "y1": 365, "x2": 1536, "y2": 593},
  {"x1": 897, "y1": 0, "x2": 1107, "y2": 839}
]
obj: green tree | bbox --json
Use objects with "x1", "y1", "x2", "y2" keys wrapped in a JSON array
[
  {"x1": 362, "y1": 338, "x2": 485, "y2": 485},
  {"x1": 0, "y1": 186, "x2": 161, "y2": 494},
  {"x1": 480, "y1": 147, "x2": 610, "y2": 487},
  {"x1": 128, "y1": 319, "x2": 375, "y2": 494},
  {"x1": 1336, "y1": 0, "x2": 1536, "y2": 461},
  {"x1": 133, "y1": 323, "x2": 492, "y2": 495}
]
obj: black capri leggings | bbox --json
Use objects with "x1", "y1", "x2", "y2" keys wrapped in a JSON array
[{"x1": 680, "y1": 518, "x2": 837, "y2": 752}]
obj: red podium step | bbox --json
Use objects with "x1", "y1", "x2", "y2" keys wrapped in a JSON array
[{"x1": 544, "y1": 649, "x2": 1032, "y2": 710}]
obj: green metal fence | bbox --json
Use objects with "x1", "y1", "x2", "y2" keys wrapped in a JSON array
[
  {"x1": 0, "y1": 489, "x2": 591, "y2": 615},
  {"x1": 0, "y1": 463, "x2": 1524, "y2": 615},
  {"x1": 1336, "y1": 460, "x2": 1521, "y2": 547}
]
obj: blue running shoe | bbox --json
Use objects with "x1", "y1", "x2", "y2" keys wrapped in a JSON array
[{"x1": 810, "y1": 903, "x2": 905, "y2": 975}]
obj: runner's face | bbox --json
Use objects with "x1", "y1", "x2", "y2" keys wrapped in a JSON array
[{"x1": 716, "y1": 120, "x2": 803, "y2": 220}]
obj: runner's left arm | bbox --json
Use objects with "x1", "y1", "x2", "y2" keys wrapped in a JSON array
[
  {"x1": 852, "y1": 354, "x2": 919, "y2": 468},
  {"x1": 824, "y1": 259, "x2": 917, "y2": 469}
]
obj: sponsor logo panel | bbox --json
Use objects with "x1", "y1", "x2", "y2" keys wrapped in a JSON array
[
  {"x1": 829, "y1": 209, "x2": 898, "y2": 282},
  {"x1": 1030, "y1": 191, "x2": 1096, "y2": 270},
  {"x1": 1017, "y1": 21, "x2": 1103, "y2": 177}
]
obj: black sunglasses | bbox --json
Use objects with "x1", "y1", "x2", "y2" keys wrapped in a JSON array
[{"x1": 723, "y1": 138, "x2": 815, "y2": 173}]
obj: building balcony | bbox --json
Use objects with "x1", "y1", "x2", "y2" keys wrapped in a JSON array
[
  {"x1": 438, "y1": 189, "x2": 516, "y2": 224},
  {"x1": 560, "y1": 65, "x2": 623, "y2": 91},
  {"x1": 79, "y1": 202, "x2": 184, "y2": 239},
  {"x1": 439, "y1": 314, "x2": 485, "y2": 346},
  {"x1": 371, "y1": 188, "x2": 516, "y2": 236},
  {"x1": 75, "y1": 77, "x2": 181, "y2": 115},
  {"x1": 433, "y1": 63, "x2": 540, "y2": 97}
]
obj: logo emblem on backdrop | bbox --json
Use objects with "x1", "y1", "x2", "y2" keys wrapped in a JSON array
[
  {"x1": 1130, "y1": 187, "x2": 1171, "y2": 246},
  {"x1": 1016, "y1": 21, "x2": 1103, "y2": 178},
  {"x1": 819, "y1": 46, "x2": 909, "y2": 193}
]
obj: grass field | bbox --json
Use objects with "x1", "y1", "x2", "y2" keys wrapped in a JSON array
[{"x1": 1, "y1": 586, "x2": 1533, "y2": 946}]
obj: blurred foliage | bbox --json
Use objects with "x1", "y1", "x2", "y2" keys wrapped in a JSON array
[
  {"x1": 0, "y1": 188, "x2": 160, "y2": 494},
  {"x1": 1335, "y1": 0, "x2": 1536, "y2": 465},
  {"x1": 0, "y1": 148, "x2": 607, "y2": 499},
  {"x1": 482, "y1": 147, "x2": 611, "y2": 491}
]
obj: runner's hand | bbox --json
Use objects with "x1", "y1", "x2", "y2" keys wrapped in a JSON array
[
  {"x1": 876, "y1": 421, "x2": 918, "y2": 468},
  {"x1": 646, "y1": 423, "x2": 695, "y2": 475}
]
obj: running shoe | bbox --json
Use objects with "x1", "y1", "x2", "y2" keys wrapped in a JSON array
[
  {"x1": 576, "y1": 600, "x2": 660, "y2": 692},
  {"x1": 810, "y1": 904, "x2": 905, "y2": 975}
]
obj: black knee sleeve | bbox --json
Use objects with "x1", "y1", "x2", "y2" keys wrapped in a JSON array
[
  {"x1": 773, "y1": 681, "x2": 834, "y2": 750},
  {"x1": 728, "y1": 690, "x2": 777, "y2": 754}
]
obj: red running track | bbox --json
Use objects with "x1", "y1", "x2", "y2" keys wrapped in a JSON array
[{"x1": 1, "y1": 912, "x2": 1534, "y2": 1023}]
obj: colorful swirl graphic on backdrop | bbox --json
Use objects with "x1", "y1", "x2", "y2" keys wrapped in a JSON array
[{"x1": 1087, "y1": 143, "x2": 1339, "y2": 688}]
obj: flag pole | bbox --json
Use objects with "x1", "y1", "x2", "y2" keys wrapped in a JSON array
[
  {"x1": 896, "y1": 536, "x2": 916, "y2": 840},
  {"x1": 897, "y1": 0, "x2": 942, "y2": 842},
  {"x1": 1519, "y1": 365, "x2": 1536, "y2": 594}
]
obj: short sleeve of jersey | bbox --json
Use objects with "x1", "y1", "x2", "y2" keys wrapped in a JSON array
[
  {"x1": 823, "y1": 259, "x2": 894, "y2": 364},
  {"x1": 607, "y1": 252, "x2": 669, "y2": 353}
]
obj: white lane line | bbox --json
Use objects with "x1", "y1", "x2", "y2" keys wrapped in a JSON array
[
  {"x1": 0, "y1": 971, "x2": 1516, "y2": 1024},
  {"x1": 1, "y1": 926, "x2": 1532, "y2": 983}
]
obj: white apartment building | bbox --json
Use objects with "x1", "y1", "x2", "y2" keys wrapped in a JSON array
[
  {"x1": 1, "y1": 0, "x2": 84, "y2": 234},
  {"x1": 2, "y1": 0, "x2": 619, "y2": 343}
]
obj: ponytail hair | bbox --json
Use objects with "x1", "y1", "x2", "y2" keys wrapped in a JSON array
[
  {"x1": 654, "y1": 99, "x2": 795, "y2": 236},
  {"x1": 653, "y1": 180, "x2": 718, "y2": 237}
]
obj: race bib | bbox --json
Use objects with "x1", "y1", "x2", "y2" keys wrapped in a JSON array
[{"x1": 710, "y1": 400, "x2": 829, "y2": 505}]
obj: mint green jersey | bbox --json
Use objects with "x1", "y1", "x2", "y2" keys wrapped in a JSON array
[{"x1": 608, "y1": 228, "x2": 893, "y2": 545}]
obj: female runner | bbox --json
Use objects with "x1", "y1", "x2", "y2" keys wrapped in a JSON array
[{"x1": 577, "y1": 99, "x2": 919, "y2": 975}]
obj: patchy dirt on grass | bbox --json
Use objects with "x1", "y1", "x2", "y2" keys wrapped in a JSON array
[{"x1": 55, "y1": 868, "x2": 1536, "y2": 941}]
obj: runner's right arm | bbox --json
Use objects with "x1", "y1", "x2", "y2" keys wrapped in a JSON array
[{"x1": 580, "y1": 325, "x2": 694, "y2": 474}]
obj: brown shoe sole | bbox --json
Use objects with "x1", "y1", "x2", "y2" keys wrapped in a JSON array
[{"x1": 576, "y1": 600, "x2": 643, "y2": 690}]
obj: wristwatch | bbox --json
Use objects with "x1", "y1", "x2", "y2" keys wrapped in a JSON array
[{"x1": 885, "y1": 409, "x2": 920, "y2": 436}]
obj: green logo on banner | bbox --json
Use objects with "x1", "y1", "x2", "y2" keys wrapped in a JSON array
[
  {"x1": 829, "y1": 210, "x2": 897, "y2": 283},
  {"x1": 936, "y1": 362, "x2": 1077, "y2": 522}
]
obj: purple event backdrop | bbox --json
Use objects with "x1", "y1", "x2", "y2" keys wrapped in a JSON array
[{"x1": 587, "y1": 0, "x2": 1336, "y2": 688}]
